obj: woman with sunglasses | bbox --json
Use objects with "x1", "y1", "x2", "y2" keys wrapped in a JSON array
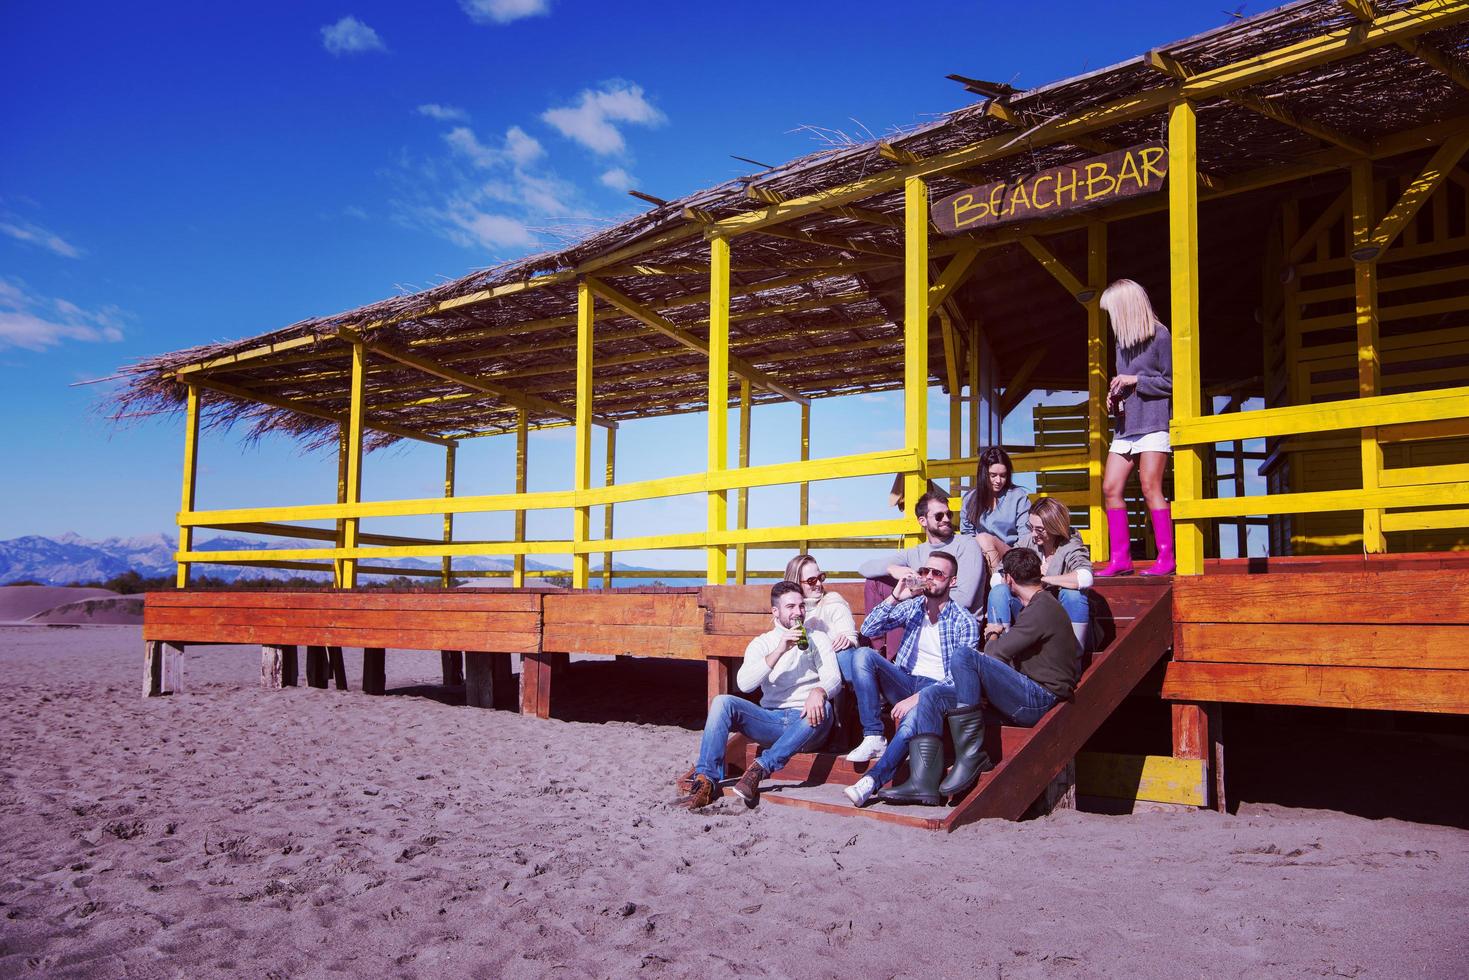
[
  {"x1": 985, "y1": 496, "x2": 1093, "y2": 660},
  {"x1": 783, "y1": 554, "x2": 857, "y2": 654},
  {"x1": 961, "y1": 446, "x2": 1032, "y2": 578}
]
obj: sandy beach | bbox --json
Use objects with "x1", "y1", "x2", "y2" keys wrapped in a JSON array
[{"x1": 1, "y1": 624, "x2": 1466, "y2": 979}]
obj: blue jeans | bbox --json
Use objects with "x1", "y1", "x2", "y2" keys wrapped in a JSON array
[
  {"x1": 864, "y1": 682, "x2": 952, "y2": 789},
  {"x1": 843, "y1": 646, "x2": 938, "y2": 737},
  {"x1": 694, "y1": 694, "x2": 834, "y2": 782},
  {"x1": 949, "y1": 644, "x2": 1057, "y2": 724},
  {"x1": 987, "y1": 583, "x2": 1090, "y2": 627}
]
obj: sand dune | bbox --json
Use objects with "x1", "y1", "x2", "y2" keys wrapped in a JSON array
[
  {"x1": 0, "y1": 625, "x2": 1465, "y2": 977},
  {"x1": 0, "y1": 586, "x2": 117, "y2": 624},
  {"x1": 23, "y1": 596, "x2": 143, "y2": 626}
]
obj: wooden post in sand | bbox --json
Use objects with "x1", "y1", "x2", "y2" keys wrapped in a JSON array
[
  {"x1": 440, "y1": 651, "x2": 464, "y2": 686},
  {"x1": 328, "y1": 646, "x2": 348, "y2": 690},
  {"x1": 362, "y1": 648, "x2": 386, "y2": 695},
  {"x1": 143, "y1": 641, "x2": 183, "y2": 697},
  {"x1": 305, "y1": 646, "x2": 329, "y2": 689},
  {"x1": 260, "y1": 645, "x2": 298, "y2": 689},
  {"x1": 463, "y1": 651, "x2": 495, "y2": 708}
]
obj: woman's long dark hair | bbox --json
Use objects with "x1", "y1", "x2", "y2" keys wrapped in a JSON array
[{"x1": 965, "y1": 446, "x2": 1015, "y2": 529}]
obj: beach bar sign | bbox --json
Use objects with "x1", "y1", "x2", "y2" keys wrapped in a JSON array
[{"x1": 932, "y1": 141, "x2": 1167, "y2": 234}]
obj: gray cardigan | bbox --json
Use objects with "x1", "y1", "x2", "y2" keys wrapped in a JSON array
[{"x1": 1114, "y1": 324, "x2": 1173, "y2": 438}]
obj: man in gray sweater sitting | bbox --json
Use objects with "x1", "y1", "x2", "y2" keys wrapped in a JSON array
[
  {"x1": 673, "y1": 581, "x2": 841, "y2": 811},
  {"x1": 858, "y1": 491, "x2": 984, "y2": 614}
]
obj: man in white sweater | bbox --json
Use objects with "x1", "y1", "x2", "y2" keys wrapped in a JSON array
[{"x1": 673, "y1": 581, "x2": 841, "y2": 811}]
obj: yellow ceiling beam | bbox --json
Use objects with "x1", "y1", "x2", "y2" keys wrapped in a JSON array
[
  {"x1": 1340, "y1": 0, "x2": 1469, "y2": 92},
  {"x1": 1019, "y1": 236, "x2": 1091, "y2": 300},
  {"x1": 707, "y1": 0, "x2": 1467, "y2": 239},
  {"x1": 188, "y1": 376, "x2": 452, "y2": 447},
  {"x1": 1362, "y1": 129, "x2": 1469, "y2": 257},
  {"x1": 584, "y1": 278, "x2": 809, "y2": 404}
]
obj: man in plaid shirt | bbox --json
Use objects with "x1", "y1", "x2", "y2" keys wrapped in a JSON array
[{"x1": 843, "y1": 550, "x2": 979, "y2": 805}]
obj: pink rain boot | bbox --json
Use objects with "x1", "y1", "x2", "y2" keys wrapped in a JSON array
[
  {"x1": 1141, "y1": 505, "x2": 1175, "y2": 576},
  {"x1": 1094, "y1": 507, "x2": 1134, "y2": 577}
]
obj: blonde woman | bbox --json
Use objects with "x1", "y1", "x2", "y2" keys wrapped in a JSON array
[
  {"x1": 1096, "y1": 279, "x2": 1174, "y2": 577},
  {"x1": 985, "y1": 497, "x2": 1093, "y2": 659},
  {"x1": 784, "y1": 554, "x2": 857, "y2": 654}
]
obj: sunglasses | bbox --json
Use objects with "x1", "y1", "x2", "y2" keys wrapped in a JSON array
[
  {"x1": 1029, "y1": 522, "x2": 1047, "y2": 533},
  {"x1": 915, "y1": 566, "x2": 950, "y2": 579},
  {"x1": 801, "y1": 572, "x2": 827, "y2": 587},
  {"x1": 926, "y1": 510, "x2": 953, "y2": 521}
]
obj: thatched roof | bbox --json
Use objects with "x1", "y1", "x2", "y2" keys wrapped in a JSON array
[{"x1": 113, "y1": 0, "x2": 1469, "y2": 449}]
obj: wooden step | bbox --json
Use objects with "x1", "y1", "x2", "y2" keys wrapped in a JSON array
[{"x1": 727, "y1": 586, "x2": 1174, "y2": 831}]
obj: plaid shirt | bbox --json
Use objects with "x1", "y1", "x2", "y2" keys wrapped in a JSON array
[{"x1": 859, "y1": 595, "x2": 979, "y2": 685}]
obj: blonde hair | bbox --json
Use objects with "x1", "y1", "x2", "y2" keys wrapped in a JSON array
[
  {"x1": 1099, "y1": 278, "x2": 1160, "y2": 349},
  {"x1": 783, "y1": 553, "x2": 819, "y2": 584},
  {"x1": 1029, "y1": 497, "x2": 1073, "y2": 550}
]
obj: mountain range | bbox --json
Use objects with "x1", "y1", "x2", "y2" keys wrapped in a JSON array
[{"x1": 0, "y1": 533, "x2": 673, "y2": 587}]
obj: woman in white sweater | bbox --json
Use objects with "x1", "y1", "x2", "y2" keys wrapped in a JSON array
[{"x1": 784, "y1": 553, "x2": 858, "y2": 656}]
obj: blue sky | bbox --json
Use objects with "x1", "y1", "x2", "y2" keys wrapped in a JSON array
[{"x1": 1, "y1": 1, "x2": 1251, "y2": 568}]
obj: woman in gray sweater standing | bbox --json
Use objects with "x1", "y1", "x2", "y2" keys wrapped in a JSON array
[{"x1": 1096, "y1": 279, "x2": 1174, "y2": 576}]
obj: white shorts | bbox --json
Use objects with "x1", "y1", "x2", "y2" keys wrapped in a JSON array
[{"x1": 1109, "y1": 430, "x2": 1171, "y2": 456}]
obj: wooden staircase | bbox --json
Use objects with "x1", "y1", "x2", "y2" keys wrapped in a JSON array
[{"x1": 718, "y1": 580, "x2": 1174, "y2": 831}]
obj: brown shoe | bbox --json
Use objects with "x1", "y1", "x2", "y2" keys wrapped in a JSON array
[
  {"x1": 671, "y1": 773, "x2": 717, "y2": 810},
  {"x1": 731, "y1": 763, "x2": 767, "y2": 809},
  {"x1": 675, "y1": 766, "x2": 697, "y2": 792}
]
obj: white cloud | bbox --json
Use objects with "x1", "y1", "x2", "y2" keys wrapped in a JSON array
[
  {"x1": 443, "y1": 206, "x2": 536, "y2": 250},
  {"x1": 417, "y1": 103, "x2": 469, "y2": 122},
  {"x1": 541, "y1": 82, "x2": 665, "y2": 155},
  {"x1": 460, "y1": 0, "x2": 550, "y2": 24},
  {"x1": 321, "y1": 16, "x2": 386, "y2": 55},
  {"x1": 599, "y1": 167, "x2": 634, "y2": 191},
  {"x1": 0, "y1": 279, "x2": 124, "y2": 352},
  {"x1": 0, "y1": 218, "x2": 82, "y2": 258},
  {"x1": 444, "y1": 125, "x2": 544, "y2": 169}
]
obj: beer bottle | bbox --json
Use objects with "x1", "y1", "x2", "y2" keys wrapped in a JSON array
[{"x1": 794, "y1": 615, "x2": 810, "y2": 651}]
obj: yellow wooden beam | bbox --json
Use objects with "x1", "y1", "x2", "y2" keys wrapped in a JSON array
[
  {"x1": 708, "y1": 1, "x2": 1468, "y2": 239},
  {"x1": 1351, "y1": 159, "x2": 1387, "y2": 552},
  {"x1": 1145, "y1": 48, "x2": 1370, "y2": 155},
  {"x1": 172, "y1": 333, "x2": 338, "y2": 378},
  {"x1": 928, "y1": 247, "x2": 982, "y2": 307},
  {"x1": 735, "y1": 379, "x2": 752, "y2": 585},
  {"x1": 602, "y1": 427, "x2": 616, "y2": 590},
  {"x1": 573, "y1": 282, "x2": 594, "y2": 589},
  {"x1": 708, "y1": 237, "x2": 732, "y2": 584},
  {"x1": 1085, "y1": 221, "x2": 1109, "y2": 560},
  {"x1": 799, "y1": 401, "x2": 811, "y2": 553},
  {"x1": 1285, "y1": 187, "x2": 1350, "y2": 265},
  {"x1": 1175, "y1": 481, "x2": 1469, "y2": 521},
  {"x1": 1169, "y1": 101, "x2": 1206, "y2": 576},
  {"x1": 513, "y1": 409, "x2": 528, "y2": 588},
  {"x1": 584, "y1": 277, "x2": 809, "y2": 404},
  {"x1": 878, "y1": 141, "x2": 922, "y2": 164},
  {"x1": 334, "y1": 423, "x2": 348, "y2": 586},
  {"x1": 442, "y1": 443, "x2": 456, "y2": 587},
  {"x1": 748, "y1": 224, "x2": 902, "y2": 260},
  {"x1": 340, "y1": 341, "x2": 366, "y2": 588},
  {"x1": 1340, "y1": 0, "x2": 1469, "y2": 92},
  {"x1": 985, "y1": 100, "x2": 1116, "y2": 154},
  {"x1": 903, "y1": 176, "x2": 930, "y2": 546},
  {"x1": 999, "y1": 346, "x2": 1048, "y2": 417},
  {"x1": 1364, "y1": 130, "x2": 1469, "y2": 257},
  {"x1": 1173, "y1": 383, "x2": 1469, "y2": 445},
  {"x1": 1019, "y1": 236, "x2": 1090, "y2": 300},
  {"x1": 175, "y1": 384, "x2": 201, "y2": 589},
  {"x1": 184, "y1": 375, "x2": 451, "y2": 447}
]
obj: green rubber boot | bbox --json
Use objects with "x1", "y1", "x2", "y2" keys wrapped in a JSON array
[
  {"x1": 877, "y1": 735, "x2": 945, "y2": 806},
  {"x1": 937, "y1": 706, "x2": 994, "y2": 801}
]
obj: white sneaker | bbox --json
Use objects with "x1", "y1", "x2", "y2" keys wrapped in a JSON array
[
  {"x1": 844, "y1": 776, "x2": 876, "y2": 807},
  {"x1": 845, "y1": 735, "x2": 888, "y2": 763}
]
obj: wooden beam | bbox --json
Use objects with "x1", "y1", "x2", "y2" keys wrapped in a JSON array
[
  {"x1": 175, "y1": 384, "x2": 200, "y2": 589},
  {"x1": 1145, "y1": 49, "x2": 1369, "y2": 155},
  {"x1": 1170, "y1": 100, "x2": 1206, "y2": 576},
  {"x1": 1364, "y1": 130, "x2": 1469, "y2": 256},
  {"x1": 708, "y1": 1, "x2": 1469, "y2": 239},
  {"x1": 999, "y1": 346, "x2": 1047, "y2": 417},
  {"x1": 708, "y1": 237, "x2": 731, "y2": 584},
  {"x1": 185, "y1": 375, "x2": 451, "y2": 447},
  {"x1": 340, "y1": 342, "x2": 365, "y2": 589},
  {"x1": 985, "y1": 100, "x2": 1115, "y2": 154},
  {"x1": 1285, "y1": 186, "x2": 1351, "y2": 265},
  {"x1": 573, "y1": 282, "x2": 593, "y2": 589},
  {"x1": 342, "y1": 330, "x2": 613, "y2": 430},
  {"x1": 903, "y1": 176, "x2": 930, "y2": 548},
  {"x1": 1019, "y1": 236, "x2": 1089, "y2": 299},
  {"x1": 928, "y1": 247, "x2": 983, "y2": 307},
  {"x1": 1339, "y1": 0, "x2": 1469, "y2": 92},
  {"x1": 584, "y1": 278, "x2": 809, "y2": 404}
]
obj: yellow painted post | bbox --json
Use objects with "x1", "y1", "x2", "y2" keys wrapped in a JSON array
[
  {"x1": 1168, "y1": 102, "x2": 1205, "y2": 576},
  {"x1": 1351, "y1": 160, "x2": 1387, "y2": 553},
  {"x1": 735, "y1": 379, "x2": 752, "y2": 584},
  {"x1": 512, "y1": 409, "x2": 528, "y2": 588},
  {"x1": 707, "y1": 237, "x2": 732, "y2": 585},
  {"x1": 441, "y1": 443, "x2": 456, "y2": 587},
  {"x1": 573, "y1": 282, "x2": 594, "y2": 589},
  {"x1": 946, "y1": 313, "x2": 962, "y2": 499},
  {"x1": 333, "y1": 424, "x2": 348, "y2": 587},
  {"x1": 175, "y1": 384, "x2": 200, "y2": 588},
  {"x1": 1086, "y1": 221, "x2": 1109, "y2": 560},
  {"x1": 968, "y1": 322, "x2": 981, "y2": 472},
  {"x1": 340, "y1": 342, "x2": 366, "y2": 589},
  {"x1": 903, "y1": 176, "x2": 930, "y2": 545},
  {"x1": 602, "y1": 427, "x2": 616, "y2": 589},
  {"x1": 798, "y1": 402, "x2": 811, "y2": 553}
]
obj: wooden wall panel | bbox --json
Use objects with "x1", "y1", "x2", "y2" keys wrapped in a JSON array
[{"x1": 1163, "y1": 662, "x2": 1469, "y2": 713}]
